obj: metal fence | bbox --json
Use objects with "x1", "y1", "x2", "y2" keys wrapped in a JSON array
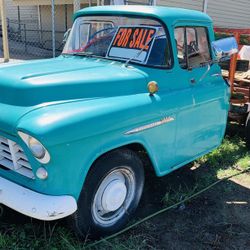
[
  {"x1": 0, "y1": 2, "x2": 71, "y2": 60},
  {"x1": 1, "y1": 18, "x2": 64, "y2": 59},
  {"x1": 0, "y1": 0, "x2": 154, "y2": 61}
]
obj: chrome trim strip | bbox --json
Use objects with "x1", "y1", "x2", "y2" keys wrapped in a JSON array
[{"x1": 124, "y1": 117, "x2": 175, "y2": 135}]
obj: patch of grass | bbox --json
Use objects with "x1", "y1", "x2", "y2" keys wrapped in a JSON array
[
  {"x1": 94, "y1": 232, "x2": 156, "y2": 250},
  {"x1": 162, "y1": 183, "x2": 198, "y2": 207},
  {"x1": 0, "y1": 217, "x2": 158, "y2": 250},
  {"x1": 0, "y1": 222, "x2": 81, "y2": 250},
  {"x1": 162, "y1": 136, "x2": 250, "y2": 208},
  {"x1": 198, "y1": 136, "x2": 248, "y2": 169},
  {"x1": 197, "y1": 136, "x2": 249, "y2": 180}
]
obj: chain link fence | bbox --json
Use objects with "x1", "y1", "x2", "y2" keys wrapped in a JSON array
[
  {"x1": 0, "y1": 0, "x2": 154, "y2": 61},
  {"x1": 0, "y1": 1, "x2": 75, "y2": 60}
]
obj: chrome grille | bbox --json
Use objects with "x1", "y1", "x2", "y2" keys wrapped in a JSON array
[{"x1": 0, "y1": 136, "x2": 34, "y2": 179}]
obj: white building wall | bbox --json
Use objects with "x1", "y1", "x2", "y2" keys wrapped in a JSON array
[
  {"x1": 3, "y1": 0, "x2": 250, "y2": 41},
  {"x1": 206, "y1": 0, "x2": 250, "y2": 28},
  {"x1": 157, "y1": 0, "x2": 203, "y2": 12},
  {"x1": 5, "y1": 0, "x2": 38, "y2": 22},
  {"x1": 157, "y1": 0, "x2": 250, "y2": 29}
]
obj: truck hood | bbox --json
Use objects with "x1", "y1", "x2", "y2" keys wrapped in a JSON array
[
  {"x1": 0, "y1": 56, "x2": 147, "y2": 134},
  {"x1": 0, "y1": 56, "x2": 147, "y2": 106}
]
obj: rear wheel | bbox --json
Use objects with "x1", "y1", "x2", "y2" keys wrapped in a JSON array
[{"x1": 71, "y1": 149, "x2": 144, "y2": 238}]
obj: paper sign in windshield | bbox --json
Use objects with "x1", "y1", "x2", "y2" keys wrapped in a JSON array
[{"x1": 107, "y1": 26, "x2": 157, "y2": 63}]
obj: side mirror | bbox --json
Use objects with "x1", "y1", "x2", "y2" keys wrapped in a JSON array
[
  {"x1": 63, "y1": 29, "x2": 71, "y2": 44},
  {"x1": 212, "y1": 37, "x2": 238, "y2": 61}
]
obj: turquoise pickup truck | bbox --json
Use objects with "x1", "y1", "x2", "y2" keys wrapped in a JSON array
[{"x1": 0, "y1": 6, "x2": 237, "y2": 238}]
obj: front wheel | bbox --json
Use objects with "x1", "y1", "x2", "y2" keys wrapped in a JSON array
[{"x1": 71, "y1": 149, "x2": 144, "y2": 238}]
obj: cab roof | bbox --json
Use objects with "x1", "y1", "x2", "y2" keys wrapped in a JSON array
[{"x1": 74, "y1": 5, "x2": 212, "y2": 25}]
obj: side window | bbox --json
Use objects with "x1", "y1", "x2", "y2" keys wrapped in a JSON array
[
  {"x1": 174, "y1": 27, "x2": 187, "y2": 68},
  {"x1": 174, "y1": 26, "x2": 211, "y2": 69}
]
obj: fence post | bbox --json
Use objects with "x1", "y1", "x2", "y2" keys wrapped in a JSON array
[
  {"x1": 0, "y1": 0, "x2": 9, "y2": 62},
  {"x1": 203, "y1": 0, "x2": 208, "y2": 13},
  {"x1": 51, "y1": 0, "x2": 56, "y2": 58},
  {"x1": 73, "y1": 0, "x2": 81, "y2": 12},
  {"x1": 152, "y1": 0, "x2": 157, "y2": 5}
]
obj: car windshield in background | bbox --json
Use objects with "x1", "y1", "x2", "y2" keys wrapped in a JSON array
[{"x1": 62, "y1": 15, "x2": 172, "y2": 68}]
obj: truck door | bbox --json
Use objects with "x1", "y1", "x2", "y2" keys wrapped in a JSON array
[{"x1": 174, "y1": 26, "x2": 229, "y2": 165}]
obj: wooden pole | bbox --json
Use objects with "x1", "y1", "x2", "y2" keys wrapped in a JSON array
[
  {"x1": 203, "y1": 0, "x2": 208, "y2": 13},
  {"x1": 51, "y1": 0, "x2": 55, "y2": 58},
  {"x1": 229, "y1": 32, "x2": 240, "y2": 94},
  {"x1": 0, "y1": 0, "x2": 9, "y2": 62},
  {"x1": 73, "y1": 0, "x2": 81, "y2": 12}
]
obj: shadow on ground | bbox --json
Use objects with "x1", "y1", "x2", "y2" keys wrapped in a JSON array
[{"x1": 133, "y1": 123, "x2": 250, "y2": 249}]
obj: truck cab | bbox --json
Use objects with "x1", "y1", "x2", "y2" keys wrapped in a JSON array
[{"x1": 0, "y1": 6, "x2": 237, "y2": 238}]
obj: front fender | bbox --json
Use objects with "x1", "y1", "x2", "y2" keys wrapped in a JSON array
[
  {"x1": 16, "y1": 94, "x2": 167, "y2": 199},
  {"x1": 17, "y1": 94, "x2": 163, "y2": 145}
]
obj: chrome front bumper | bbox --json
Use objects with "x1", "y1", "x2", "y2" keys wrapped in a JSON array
[{"x1": 0, "y1": 177, "x2": 77, "y2": 221}]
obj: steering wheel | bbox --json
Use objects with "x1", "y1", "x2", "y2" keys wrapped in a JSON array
[
  {"x1": 79, "y1": 27, "x2": 116, "y2": 52},
  {"x1": 89, "y1": 27, "x2": 116, "y2": 41}
]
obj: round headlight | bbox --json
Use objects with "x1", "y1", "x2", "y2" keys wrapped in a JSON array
[
  {"x1": 28, "y1": 137, "x2": 46, "y2": 159},
  {"x1": 18, "y1": 131, "x2": 50, "y2": 164}
]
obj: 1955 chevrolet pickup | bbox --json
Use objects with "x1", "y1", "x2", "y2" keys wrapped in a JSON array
[{"x1": 0, "y1": 6, "x2": 238, "y2": 238}]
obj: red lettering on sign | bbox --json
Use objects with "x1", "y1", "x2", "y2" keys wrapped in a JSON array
[
  {"x1": 113, "y1": 28, "x2": 124, "y2": 46},
  {"x1": 122, "y1": 28, "x2": 132, "y2": 47},
  {"x1": 139, "y1": 29, "x2": 149, "y2": 49},
  {"x1": 134, "y1": 29, "x2": 144, "y2": 48},
  {"x1": 144, "y1": 29, "x2": 155, "y2": 50},
  {"x1": 112, "y1": 27, "x2": 156, "y2": 51},
  {"x1": 129, "y1": 28, "x2": 139, "y2": 48},
  {"x1": 117, "y1": 29, "x2": 127, "y2": 47}
]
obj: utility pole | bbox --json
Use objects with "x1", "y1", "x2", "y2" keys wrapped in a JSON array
[
  {"x1": 51, "y1": 0, "x2": 55, "y2": 57},
  {"x1": 203, "y1": 0, "x2": 208, "y2": 13},
  {"x1": 152, "y1": 0, "x2": 157, "y2": 6},
  {"x1": 73, "y1": 0, "x2": 81, "y2": 12},
  {"x1": 0, "y1": 0, "x2": 9, "y2": 62}
]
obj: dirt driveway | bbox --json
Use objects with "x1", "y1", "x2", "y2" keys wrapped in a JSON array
[{"x1": 134, "y1": 164, "x2": 250, "y2": 250}]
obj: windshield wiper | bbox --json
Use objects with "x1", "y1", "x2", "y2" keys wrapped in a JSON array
[
  {"x1": 71, "y1": 51, "x2": 94, "y2": 57},
  {"x1": 124, "y1": 31, "x2": 158, "y2": 67},
  {"x1": 62, "y1": 51, "x2": 95, "y2": 57}
]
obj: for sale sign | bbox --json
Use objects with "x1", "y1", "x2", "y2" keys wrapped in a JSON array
[{"x1": 107, "y1": 26, "x2": 157, "y2": 63}]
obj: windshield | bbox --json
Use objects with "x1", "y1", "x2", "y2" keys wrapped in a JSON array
[{"x1": 63, "y1": 15, "x2": 172, "y2": 68}]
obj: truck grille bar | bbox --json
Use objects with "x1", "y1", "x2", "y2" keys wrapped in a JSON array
[{"x1": 0, "y1": 136, "x2": 34, "y2": 179}]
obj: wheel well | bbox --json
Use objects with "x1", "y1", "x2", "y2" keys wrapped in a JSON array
[
  {"x1": 121, "y1": 143, "x2": 156, "y2": 176},
  {"x1": 89, "y1": 143, "x2": 156, "y2": 177}
]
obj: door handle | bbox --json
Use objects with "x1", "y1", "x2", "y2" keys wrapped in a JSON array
[{"x1": 211, "y1": 73, "x2": 222, "y2": 78}]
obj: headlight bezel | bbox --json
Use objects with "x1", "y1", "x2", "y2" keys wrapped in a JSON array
[
  {"x1": 18, "y1": 131, "x2": 51, "y2": 164},
  {"x1": 28, "y1": 136, "x2": 46, "y2": 159}
]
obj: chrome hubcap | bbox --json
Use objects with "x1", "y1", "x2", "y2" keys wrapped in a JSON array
[
  {"x1": 101, "y1": 179, "x2": 127, "y2": 212},
  {"x1": 92, "y1": 167, "x2": 135, "y2": 226}
]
